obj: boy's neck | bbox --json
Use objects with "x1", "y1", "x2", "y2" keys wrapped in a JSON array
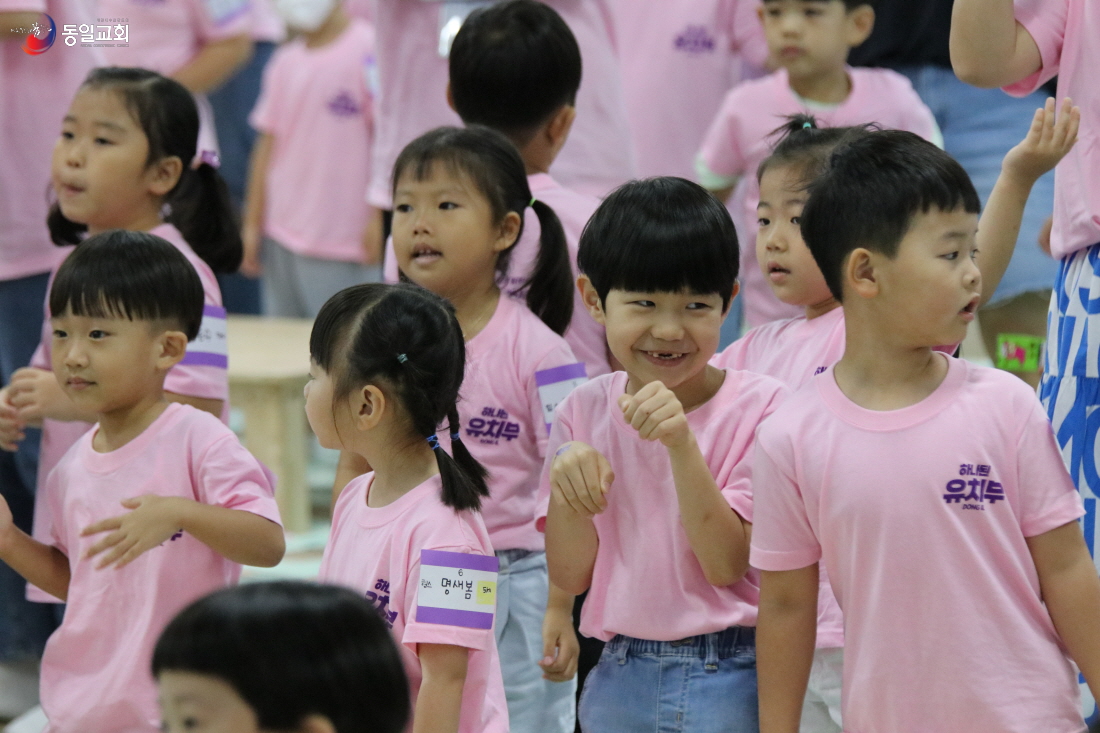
[
  {"x1": 361, "y1": 439, "x2": 440, "y2": 508},
  {"x1": 787, "y1": 65, "x2": 852, "y2": 106},
  {"x1": 833, "y1": 308, "x2": 950, "y2": 411},
  {"x1": 303, "y1": 5, "x2": 349, "y2": 48},
  {"x1": 517, "y1": 136, "x2": 552, "y2": 176},
  {"x1": 92, "y1": 394, "x2": 171, "y2": 453},
  {"x1": 804, "y1": 297, "x2": 842, "y2": 321}
]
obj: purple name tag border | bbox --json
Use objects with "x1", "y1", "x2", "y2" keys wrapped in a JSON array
[
  {"x1": 418, "y1": 605, "x2": 494, "y2": 630},
  {"x1": 421, "y1": 549, "x2": 499, "y2": 573},
  {"x1": 179, "y1": 352, "x2": 228, "y2": 368},
  {"x1": 203, "y1": 304, "x2": 227, "y2": 318},
  {"x1": 535, "y1": 362, "x2": 586, "y2": 387}
]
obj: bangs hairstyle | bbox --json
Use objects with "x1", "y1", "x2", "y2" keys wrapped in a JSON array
[
  {"x1": 48, "y1": 67, "x2": 242, "y2": 274},
  {"x1": 449, "y1": 0, "x2": 582, "y2": 145},
  {"x1": 392, "y1": 126, "x2": 573, "y2": 335},
  {"x1": 49, "y1": 230, "x2": 204, "y2": 340},
  {"x1": 801, "y1": 130, "x2": 980, "y2": 302},
  {"x1": 757, "y1": 114, "x2": 876, "y2": 185},
  {"x1": 578, "y1": 177, "x2": 739, "y2": 311},
  {"x1": 310, "y1": 283, "x2": 489, "y2": 511},
  {"x1": 152, "y1": 581, "x2": 410, "y2": 733}
]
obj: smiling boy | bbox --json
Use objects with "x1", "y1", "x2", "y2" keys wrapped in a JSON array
[
  {"x1": 751, "y1": 131, "x2": 1100, "y2": 733},
  {"x1": 536, "y1": 177, "x2": 788, "y2": 732}
]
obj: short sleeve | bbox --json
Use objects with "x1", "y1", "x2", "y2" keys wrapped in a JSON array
[
  {"x1": 1004, "y1": 0, "x2": 1068, "y2": 97},
  {"x1": 748, "y1": 430, "x2": 822, "y2": 571},
  {"x1": 248, "y1": 46, "x2": 285, "y2": 133},
  {"x1": 1016, "y1": 399, "x2": 1084, "y2": 537},
  {"x1": 535, "y1": 392, "x2": 577, "y2": 533},
  {"x1": 696, "y1": 89, "x2": 749, "y2": 187},
  {"x1": 527, "y1": 341, "x2": 583, "y2": 460},
  {"x1": 401, "y1": 548, "x2": 496, "y2": 652},
  {"x1": 195, "y1": 433, "x2": 283, "y2": 526}
]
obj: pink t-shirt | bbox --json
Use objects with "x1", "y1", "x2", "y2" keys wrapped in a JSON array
[
  {"x1": 535, "y1": 369, "x2": 789, "y2": 642},
  {"x1": 712, "y1": 306, "x2": 845, "y2": 387},
  {"x1": 383, "y1": 172, "x2": 609, "y2": 377},
  {"x1": 0, "y1": 0, "x2": 99, "y2": 281},
  {"x1": 447, "y1": 294, "x2": 582, "y2": 552},
  {"x1": 319, "y1": 472, "x2": 508, "y2": 733},
  {"x1": 751, "y1": 357, "x2": 1087, "y2": 733},
  {"x1": 367, "y1": 0, "x2": 634, "y2": 207},
  {"x1": 249, "y1": 18, "x2": 375, "y2": 263},
  {"x1": 1006, "y1": 0, "x2": 1100, "y2": 260},
  {"x1": 697, "y1": 67, "x2": 938, "y2": 329},
  {"x1": 39, "y1": 403, "x2": 281, "y2": 733},
  {"x1": 610, "y1": 0, "x2": 766, "y2": 180}
]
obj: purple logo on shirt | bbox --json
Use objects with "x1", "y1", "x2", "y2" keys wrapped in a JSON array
[
  {"x1": 813, "y1": 366, "x2": 827, "y2": 376},
  {"x1": 169, "y1": 529, "x2": 183, "y2": 542},
  {"x1": 674, "y1": 25, "x2": 716, "y2": 54},
  {"x1": 942, "y1": 463, "x2": 1004, "y2": 511},
  {"x1": 327, "y1": 91, "x2": 361, "y2": 117},
  {"x1": 367, "y1": 577, "x2": 398, "y2": 629},
  {"x1": 468, "y1": 407, "x2": 521, "y2": 445}
]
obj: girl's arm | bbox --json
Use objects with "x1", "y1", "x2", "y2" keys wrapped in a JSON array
[
  {"x1": 976, "y1": 98, "x2": 1079, "y2": 306},
  {"x1": 413, "y1": 643, "x2": 469, "y2": 733},
  {"x1": 544, "y1": 441, "x2": 607, "y2": 595},
  {"x1": 0, "y1": 495, "x2": 70, "y2": 600},
  {"x1": 757, "y1": 565, "x2": 819, "y2": 733},
  {"x1": 241, "y1": 132, "x2": 274, "y2": 277},
  {"x1": 172, "y1": 34, "x2": 253, "y2": 95},
  {"x1": 82, "y1": 496, "x2": 285, "y2": 569},
  {"x1": 619, "y1": 381, "x2": 749, "y2": 586},
  {"x1": 950, "y1": 0, "x2": 1042, "y2": 88},
  {"x1": 540, "y1": 582, "x2": 580, "y2": 682},
  {"x1": 1027, "y1": 521, "x2": 1100, "y2": 706}
]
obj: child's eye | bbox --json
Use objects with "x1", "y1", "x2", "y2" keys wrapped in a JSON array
[
  {"x1": 686, "y1": 302, "x2": 712, "y2": 311},
  {"x1": 439, "y1": 201, "x2": 458, "y2": 210},
  {"x1": 790, "y1": 216, "x2": 801, "y2": 225},
  {"x1": 804, "y1": 7, "x2": 822, "y2": 17},
  {"x1": 942, "y1": 251, "x2": 959, "y2": 261},
  {"x1": 394, "y1": 203, "x2": 412, "y2": 213},
  {"x1": 52, "y1": 329, "x2": 67, "y2": 339},
  {"x1": 94, "y1": 137, "x2": 113, "y2": 146},
  {"x1": 757, "y1": 217, "x2": 771, "y2": 227},
  {"x1": 632, "y1": 300, "x2": 655, "y2": 308},
  {"x1": 60, "y1": 130, "x2": 74, "y2": 140},
  {"x1": 765, "y1": 7, "x2": 781, "y2": 17},
  {"x1": 88, "y1": 329, "x2": 107, "y2": 339}
]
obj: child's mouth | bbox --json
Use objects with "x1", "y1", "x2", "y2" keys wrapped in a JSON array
[
  {"x1": 642, "y1": 350, "x2": 688, "y2": 366},
  {"x1": 960, "y1": 296, "x2": 979, "y2": 321},
  {"x1": 410, "y1": 244, "x2": 442, "y2": 264},
  {"x1": 767, "y1": 263, "x2": 791, "y2": 283}
]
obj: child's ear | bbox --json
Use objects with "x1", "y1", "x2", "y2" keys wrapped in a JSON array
[
  {"x1": 352, "y1": 384, "x2": 387, "y2": 432},
  {"x1": 846, "y1": 4, "x2": 875, "y2": 47},
  {"x1": 445, "y1": 81, "x2": 457, "y2": 113},
  {"x1": 545, "y1": 105, "x2": 576, "y2": 156},
  {"x1": 156, "y1": 330, "x2": 188, "y2": 370},
  {"x1": 494, "y1": 211, "x2": 523, "y2": 253},
  {"x1": 723, "y1": 281, "x2": 741, "y2": 317},
  {"x1": 147, "y1": 155, "x2": 184, "y2": 197},
  {"x1": 578, "y1": 275, "x2": 606, "y2": 324},
  {"x1": 296, "y1": 714, "x2": 337, "y2": 733},
  {"x1": 845, "y1": 248, "x2": 879, "y2": 300}
]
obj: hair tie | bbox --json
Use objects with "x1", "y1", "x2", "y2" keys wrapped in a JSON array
[
  {"x1": 450, "y1": 431, "x2": 462, "y2": 442},
  {"x1": 396, "y1": 353, "x2": 408, "y2": 364},
  {"x1": 427, "y1": 434, "x2": 440, "y2": 450},
  {"x1": 529, "y1": 197, "x2": 537, "y2": 207},
  {"x1": 802, "y1": 121, "x2": 813, "y2": 129},
  {"x1": 192, "y1": 149, "x2": 221, "y2": 170}
]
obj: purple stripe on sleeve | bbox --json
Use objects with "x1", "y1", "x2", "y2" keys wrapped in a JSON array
[
  {"x1": 179, "y1": 352, "x2": 228, "y2": 368},
  {"x1": 535, "y1": 362, "x2": 586, "y2": 386},
  {"x1": 421, "y1": 549, "x2": 499, "y2": 572},
  {"x1": 417, "y1": 606, "x2": 495, "y2": 630}
]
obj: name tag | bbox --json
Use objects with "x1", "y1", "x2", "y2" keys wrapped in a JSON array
[
  {"x1": 180, "y1": 305, "x2": 228, "y2": 368},
  {"x1": 536, "y1": 363, "x2": 587, "y2": 434},
  {"x1": 417, "y1": 549, "x2": 498, "y2": 629}
]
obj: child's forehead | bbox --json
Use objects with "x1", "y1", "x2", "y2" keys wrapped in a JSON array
[
  {"x1": 609, "y1": 287, "x2": 723, "y2": 300},
  {"x1": 900, "y1": 206, "x2": 979, "y2": 245},
  {"x1": 395, "y1": 159, "x2": 478, "y2": 195}
]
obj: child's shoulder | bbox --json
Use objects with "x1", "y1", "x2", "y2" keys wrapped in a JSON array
[
  {"x1": 702, "y1": 368, "x2": 790, "y2": 422},
  {"x1": 848, "y1": 65, "x2": 923, "y2": 99},
  {"x1": 497, "y1": 295, "x2": 576, "y2": 361}
]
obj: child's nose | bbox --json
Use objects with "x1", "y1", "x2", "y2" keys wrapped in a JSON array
[{"x1": 651, "y1": 315, "x2": 685, "y2": 341}]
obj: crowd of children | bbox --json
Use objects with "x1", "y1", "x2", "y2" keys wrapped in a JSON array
[{"x1": 0, "y1": 0, "x2": 1099, "y2": 731}]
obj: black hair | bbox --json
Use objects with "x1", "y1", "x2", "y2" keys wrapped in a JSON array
[
  {"x1": 48, "y1": 67, "x2": 242, "y2": 274},
  {"x1": 762, "y1": 0, "x2": 875, "y2": 10},
  {"x1": 801, "y1": 130, "x2": 981, "y2": 302},
  {"x1": 578, "y1": 177, "x2": 739, "y2": 312},
  {"x1": 449, "y1": 0, "x2": 582, "y2": 145},
  {"x1": 392, "y1": 126, "x2": 573, "y2": 335},
  {"x1": 49, "y1": 229, "x2": 203, "y2": 340},
  {"x1": 757, "y1": 114, "x2": 876, "y2": 185},
  {"x1": 310, "y1": 283, "x2": 490, "y2": 511},
  {"x1": 152, "y1": 581, "x2": 410, "y2": 733}
]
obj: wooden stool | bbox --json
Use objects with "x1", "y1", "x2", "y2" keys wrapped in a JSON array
[{"x1": 227, "y1": 316, "x2": 314, "y2": 533}]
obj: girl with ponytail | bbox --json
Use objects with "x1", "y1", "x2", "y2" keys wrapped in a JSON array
[{"x1": 311, "y1": 283, "x2": 506, "y2": 733}]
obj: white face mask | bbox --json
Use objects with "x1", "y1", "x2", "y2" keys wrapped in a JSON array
[{"x1": 275, "y1": 0, "x2": 336, "y2": 32}]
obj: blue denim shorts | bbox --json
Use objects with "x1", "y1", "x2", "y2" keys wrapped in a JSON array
[{"x1": 578, "y1": 626, "x2": 757, "y2": 733}]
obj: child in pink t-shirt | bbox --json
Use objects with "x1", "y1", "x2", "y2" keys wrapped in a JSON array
[
  {"x1": 538, "y1": 177, "x2": 788, "y2": 732},
  {"x1": 696, "y1": 0, "x2": 938, "y2": 330},
  {"x1": 0, "y1": 231, "x2": 284, "y2": 733},
  {"x1": 714, "y1": 108, "x2": 1077, "y2": 733},
  {"x1": 241, "y1": 0, "x2": 382, "y2": 319},
  {"x1": 751, "y1": 131, "x2": 1100, "y2": 733},
  {"x1": 311, "y1": 283, "x2": 508, "y2": 733}
]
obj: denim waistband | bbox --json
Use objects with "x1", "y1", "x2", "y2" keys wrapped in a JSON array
[
  {"x1": 495, "y1": 548, "x2": 537, "y2": 564},
  {"x1": 605, "y1": 626, "x2": 755, "y2": 664}
]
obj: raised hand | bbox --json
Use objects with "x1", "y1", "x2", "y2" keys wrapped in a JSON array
[
  {"x1": 82, "y1": 495, "x2": 188, "y2": 569},
  {"x1": 549, "y1": 441, "x2": 614, "y2": 517}
]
